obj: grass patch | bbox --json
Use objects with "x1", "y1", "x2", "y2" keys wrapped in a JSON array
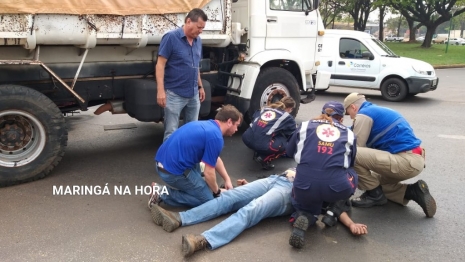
[{"x1": 384, "y1": 42, "x2": 465, "y2": 66}]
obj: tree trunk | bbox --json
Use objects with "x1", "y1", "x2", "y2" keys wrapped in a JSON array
[
  {"x1": 396, "y1": 15, "x2": 403, "y2": 37},
  {"x1": 379, "y1": 6, "x2": 386, "y2": 41},
  {"x1": 407, "y1": 18, "x2": 415, "y2": 42},
  {"x1": 422, "y1": 26, "x2": 437, "y2": 48}
]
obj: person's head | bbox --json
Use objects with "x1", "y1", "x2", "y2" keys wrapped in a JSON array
[
  {"x1": 312, "y1": 101, "x2": 345, "y2": 124},
  {"x1": 343, "y1": 93, "x2": 366, "y2": 119},
  {"x1": 184, "y1": 8, "x2": 208, "y2": 40},
  {"x1": 267, "y1": 96, "x2": 296, "y2": 113},
  {"x1": 215, "y1": 104, "x2": 243, "y2": 136}
]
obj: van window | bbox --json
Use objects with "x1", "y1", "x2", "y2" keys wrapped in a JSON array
[
  {"x1": 339, "y1": 38, "x2": 371, "y2": 59},
  {"x1": 270, "y1": 0, "x2": 309, "y2": 11}
]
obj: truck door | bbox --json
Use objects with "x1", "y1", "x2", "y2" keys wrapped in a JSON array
[
  {"x1": 265, "y1": 0, "x2": 318, "y2": 70},
  {"x1": 334, "y1": 38, "x2": 379, "y2": 88},
  {"x1": 317, "y1": 35, "x2": 337, "y2": 88}
]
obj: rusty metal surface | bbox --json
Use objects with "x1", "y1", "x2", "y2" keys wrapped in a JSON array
[
  {"x1": 0, "y1": 14, "x2": 30, "y2": 33},
  {"x1": 145, "y1": 14, "x2": 181, "y2": 35}
]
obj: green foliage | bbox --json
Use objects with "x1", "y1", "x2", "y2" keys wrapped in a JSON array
[{"x1": 385, "y1": 42, "x2": 465, "y2": 65}]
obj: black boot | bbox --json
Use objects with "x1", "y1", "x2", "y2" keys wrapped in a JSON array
[
  {"x1": 404, "y1": 180, "x2": 436, "y2": 218},
  {"x1": 289, "y1": 214, "x2": 309, "y2": 248},
  {"x1": 254, "y1": 155, "x2": 275, "y2": 170},
  {"x1": 351, "y1": 185, "x2": 388, "y2": 208},
  {"x1": 321, "y1": 199, "x2": 352, "y2": 227}
]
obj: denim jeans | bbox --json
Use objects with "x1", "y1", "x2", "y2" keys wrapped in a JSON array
[
  {"x1": 156, "y1": 163, "x2": 213, "y2": 207},
  {"x1": 163, "y1": 89, "x2": 200, "y2": 141},
  {"x1": 179, "y1": 175, "x2": 294, "y2": 250}
]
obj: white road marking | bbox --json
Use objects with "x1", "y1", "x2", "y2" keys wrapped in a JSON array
[{"x1": 438, "y1": 135, "x2": 465, "y2": 140}]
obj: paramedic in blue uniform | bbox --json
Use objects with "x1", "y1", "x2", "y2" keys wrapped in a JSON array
[
  {"x1": 343, "y1": 93, "x2": 436, "y2": 218},
  {"x1": 242, "y1": 97, "x2": 297, "y2": 170},
  {"x1": 286, "y1": 101, "x2": 358, "y2": 248},
  {"x1": 148, "y1": 105, "x2": 242, "y2": 209}
]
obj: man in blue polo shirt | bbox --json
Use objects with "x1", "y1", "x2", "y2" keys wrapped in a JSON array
[
  {"x1": 148, "y1": 105, "x2": 242, "y2": 208},
  {"x1": 156, "y1": 8, "x2": 208, "y2": 141}
]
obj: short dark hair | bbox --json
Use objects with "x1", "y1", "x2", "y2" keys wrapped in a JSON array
[
  {"x1": 215, "y1": 104, "x2": 242, "y2": 123},
  {"x1": 185, "y1": 8, "x2": 208, "y2": 23}
]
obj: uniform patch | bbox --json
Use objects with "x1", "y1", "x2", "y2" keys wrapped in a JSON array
[
  {"x1": 261, "y1": 111, "x2": 276, "y2": 121},
  {"x1": 316, "y1": 124, "x2": 340, "y2": 142}
]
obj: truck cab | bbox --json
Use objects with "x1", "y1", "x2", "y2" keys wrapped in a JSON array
[{"x1": 317, "y1": 29, "x2": 438, "y2": 101}]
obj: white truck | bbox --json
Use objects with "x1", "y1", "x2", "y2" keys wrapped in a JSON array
[
  {"x1": 385, "y1": 35, "x2": 404, "y2": 42},
  {"x1": 0, "y1": 0, "x2": 330, "y2": 186},
  {"x1": 316, "y1": 29, "x2": 438, "y2": 101}
]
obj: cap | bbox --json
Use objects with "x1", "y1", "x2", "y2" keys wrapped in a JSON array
[
  {"x1": 322, "y1": 101, "x2": 345, "y2": 116},
  {"x1": 343, "y1": 93, "x2": 365, "y2": 114}
]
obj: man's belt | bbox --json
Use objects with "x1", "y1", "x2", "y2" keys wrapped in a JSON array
[
  {"x1": 404, "y1": 146, "x2": 423, "y2": 156},
  {"x1": 156, "y1": 161, "x2": 189, "y2": 176}
]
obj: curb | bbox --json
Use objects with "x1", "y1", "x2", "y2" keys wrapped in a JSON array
[{"x1": 433, "y1": 64, "x2": 465, "y2": 69}]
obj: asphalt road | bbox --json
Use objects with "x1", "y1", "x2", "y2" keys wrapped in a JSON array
[{"x1": 1, "y1": 68, "x2": 465, "y2": 262}]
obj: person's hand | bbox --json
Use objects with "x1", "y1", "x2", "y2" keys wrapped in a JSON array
[
  {"x1": 237, "y1": 179, "x2": 248, "y2": 186},
  {"x1": 199, "y1": 87, "x2": 205, "y2": 102},
  {"x1": 223, "y1": 180, "x2": 233, "y2": 190},
  {"x1": 157, "y1": 90, "x2": 166, "y2": 108},
  {"x1": 349, "y1": 223, "x2": 368, "y2": 235}
]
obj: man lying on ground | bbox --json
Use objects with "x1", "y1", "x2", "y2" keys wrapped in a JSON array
[{"x1": 150, "y1": 168, "x2": 367, "y2": 257}]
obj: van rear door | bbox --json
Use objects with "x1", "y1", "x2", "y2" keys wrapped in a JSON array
[{"x1": 333, "y1": 37, "x2": 379, "y2": 88}]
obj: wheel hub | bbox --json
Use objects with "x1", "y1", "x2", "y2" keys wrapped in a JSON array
[
  {"x1": 387, "y1": 83, "x2": 400, "y2": 97},
  {"x1": 260, "y1": 84, "x2": 290, "y2": 107},
  {"x1": 0, "y1": 115, "x2": 33, "y2": 152}
]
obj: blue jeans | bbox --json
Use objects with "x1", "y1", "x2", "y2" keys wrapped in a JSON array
[
  {"x1": 156, "y1": 163, "x2": 213, "y2": 207},
  {"x1": 163, "y1": 89, "x2": 200, "y2": 141},
  {"x1": 179, "y1": 175, "x2": 294, "y2": 250}
]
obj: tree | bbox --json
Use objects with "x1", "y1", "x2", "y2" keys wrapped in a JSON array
[
  {"x1": 342, "y1": 0, "x2": 376, "y2": 31},
  {"x1": 389, "y1": 0, "x2": 465, "y2": 48},
  {"x1": 319, "y1": 0, "x2": 345, "y2": 28}
]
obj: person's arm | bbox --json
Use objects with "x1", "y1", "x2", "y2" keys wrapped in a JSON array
[
  {"x1": 156, "y1": 56, "x2": 167, "y2": 108},
  {"x1": 215, "y1": 157, "x2": 233, "y2": 190},
  {"x1": 198, "y1": 69, "x2": 205, "y2": 102},
  {"x1": 339, "y1": 212, "x2": 368, "y2": 236},
  {"x1": 285, "y1": 123, "x2": 301, "y2": 157},
  {"x1": 352, "y1": 114, "x2": 373, "y2": 147},
  {"x1": 203, "y1": 164, "x2": 220, "y2": 194}
]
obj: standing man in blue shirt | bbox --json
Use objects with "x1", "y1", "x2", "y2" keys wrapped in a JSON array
[
  {"x1": 343, "y1": 93, "x2": 436, "y2": 218},
  {"x1": 156, "y1": 8, "x2": 207, "y2": 141}
]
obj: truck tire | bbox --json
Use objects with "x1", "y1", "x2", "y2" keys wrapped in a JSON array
[
  {"x1": 247, "y1": 67, "x2": 300, "y2": 123},
  {"x1": 0, "y1": 85, "x2": 67, "y2": 187},
  {"x1": 381, "y1": 78, "x2": 408, "y2": 102}
]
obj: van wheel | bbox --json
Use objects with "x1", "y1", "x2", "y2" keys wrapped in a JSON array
[
  {"x1": 0, "y1": 85, "x2": 67, "y2": 187},
  {"x1": 381, "y1": 78, "x2": 408, "y2": 102},
  {"x1": 247, "y1": 67, "x2": 300, "y2": 123}
]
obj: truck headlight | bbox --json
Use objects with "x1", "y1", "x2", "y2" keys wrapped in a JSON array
[{"x1": 412, "y1": 65, "x2": 428, "y2": 75}]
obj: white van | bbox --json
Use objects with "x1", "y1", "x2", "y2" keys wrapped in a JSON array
[{"x1": 317, "y1": 29, "x2": 439, "y2": 101}]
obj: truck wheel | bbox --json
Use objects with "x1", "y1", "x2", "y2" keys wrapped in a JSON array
[
  {"x1": 381, "y1": 78, "x2": 408, "y2": 102},
  {"x1": 247, "y1": 67, "x2": 300, "y2": 123},
  {"x1": 0, "y1": 85, "x2": 67, "y2": 187}
]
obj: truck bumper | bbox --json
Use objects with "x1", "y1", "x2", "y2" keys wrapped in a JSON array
[
  {"x1": 224, "y1": 94, "x2": 250, "y2": 114},
  {"x1": 405, "y1": 77, "x2": 439, "y2": 93}
]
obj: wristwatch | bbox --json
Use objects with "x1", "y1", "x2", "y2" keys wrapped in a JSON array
[{"x1": 198, "y1": 85, "x2": 203, "y2": 90}]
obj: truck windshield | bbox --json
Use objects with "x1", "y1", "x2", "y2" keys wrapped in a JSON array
[{"x1": 370, "y1": 38, "x2": 399, "y2": 57}]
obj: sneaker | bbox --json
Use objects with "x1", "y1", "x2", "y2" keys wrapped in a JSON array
[
  {"x1": 351, "y1": 186, "x2": 388, "y2": 208},
  {"x1": 182, "y1": 234, "x2": 208, "y2": 257},
  {"x1": 289, "y1": 215, "x2": 309, "y2": 248},
  {"x1": 147, "y1": 182, "x2": 161, "y2": 209},
  {"x1": 407, "y1": 180, "x2": 437, "y2": 218}
]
